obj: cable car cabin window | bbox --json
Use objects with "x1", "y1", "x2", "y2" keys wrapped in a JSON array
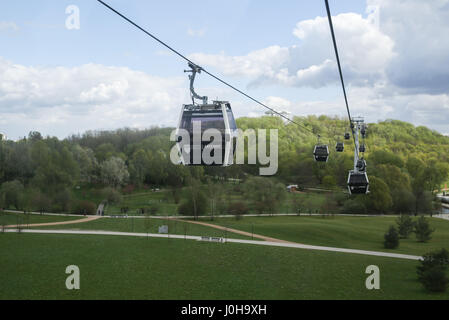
[
  {"x1": 227, "y1": 110, "x2": 237, "y2": 130},
  {"x1": 180, "y1": 112, "x2": 226, "y2": 133}
]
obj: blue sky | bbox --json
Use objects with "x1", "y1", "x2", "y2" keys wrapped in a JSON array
[{"x1": 1, "y1": 0, "x2": 449, "y2": 139}]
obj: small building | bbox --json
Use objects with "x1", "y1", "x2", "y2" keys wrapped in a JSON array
[{"x1": 286, "y1": 185, "x2": 299, "y2": 192}]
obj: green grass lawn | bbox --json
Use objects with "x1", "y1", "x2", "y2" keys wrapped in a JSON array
[
  {"x1": 31, "y1": 216, "x2": 251, "y2": 240},
  {"x1": 1, "y1": 233, "x2": 447, "y2": 300},
  {"x1": 103, "y1": 186, "x2": 329, "y2": 216},
  {"x1": 106, "y1": 190, "x2": 178, "y2": 215},
  {"x1": 0, "y1": 211, "x2": 83, "y2": 227},
  {"x1": 201, "y1": 215, "x2": 449, "y2": 256},
  {"x1": 72, "y1": 184, "x2": 106, "y2": 204}
]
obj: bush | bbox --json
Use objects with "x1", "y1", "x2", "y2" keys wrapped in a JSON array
[
  {"x1": 30, "y1": 190, "x2": 52, "y2": 212},
  {"x1": 122, "y1": 184, "x2": 135, "y2": 195},
  {"x1": 177, "y1": 190, "x2": 207, "y2": 217},
  {"x1": 227, "y1": 201, "x2": 249, "y2": 219},
  {"x1": 322, "y1": 175, "x2": 337, "y2": 189},
  {"x1": 341, "y1": 199, "x2": 367, "y2": 215},
  {"x1": 74, "y1": 200, "x2": 97, "y2": 215},
  {"x1": 149, "y1": 203, "x2": 159, "y2": 215},
  {"x1": 419, "y1": 267, "x2": 449, "y2": 292},
  {"x1": 384, "y1": 225, "x2": 400, "y2": 249},
  {"x1": 102, "y1": 187, "x2": 122, "y2": 204},
  {"x1": 396, "y1": 214, "x2": 415, "y2": 239},
  {"x1": 417, "y1": 249, "x2": 449, "y2": 292},
  {"x1": 414, "y1": 215, "x2": 435, "y2": 242},
  {"x1": 53, "y1": 189, "x2": 73, "y2": 212}
]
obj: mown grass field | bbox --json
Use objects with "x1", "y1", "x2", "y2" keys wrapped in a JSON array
[
  {"x1": 197, "y1": 215, "x2": 449, "y2": 256},
  {"x1": 1, "y1": 233, "x2": 447, "y2": 300}
]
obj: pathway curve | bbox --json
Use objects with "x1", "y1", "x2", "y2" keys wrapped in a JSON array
[
  {"x1": 176, "y1": 219, "x2": 292, "y2": 244},
  {"x1": 4, "y1": 215, "x2": 101, "y2": 229}
]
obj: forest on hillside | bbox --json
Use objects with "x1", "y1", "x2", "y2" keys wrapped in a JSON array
[{"x1": 0, "y1": 116, "x2": 448, "y2": 215}]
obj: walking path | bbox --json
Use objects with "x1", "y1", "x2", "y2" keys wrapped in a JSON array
[
  {"x1": 2, "y1": 228, "x2": 422, "y2": 261},
  {"x1": 175, "y1": 218, "x2": 292, "y2": 244},
  {"x1": 4, "y1": 215, "x2": 100, "y2": 229}
]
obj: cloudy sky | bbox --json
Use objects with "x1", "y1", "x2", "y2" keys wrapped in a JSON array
[{"x1": 1, "y1": 0, "x2": 448, "y2": 140}]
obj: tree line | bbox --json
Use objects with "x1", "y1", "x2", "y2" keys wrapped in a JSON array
[{"x1": 0, "y1": 116, "x2": 448, "y2": 214}]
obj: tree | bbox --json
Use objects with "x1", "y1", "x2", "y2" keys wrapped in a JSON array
[
  {"x1": 53, "y1": 189, "x2": 73, "y2": 212},
  {"x1": 0, "y1": 180, "x2": 24, "y2": 210},
  {"x1": 100, "y1": 157, "x2": 130, "y2": 188},
  {"x1": 243, "y1": 177, "x2": 286, "y2": 215},
  {"x1": 364, "y1": 176, "x2": 392, "y2": 213},
  {"x1": 178, "y1": 178, "x2": 207, "y2": 219},
  {"x1": 414, "y1": 216, "x2": 435, "y2": 242},
  {"x1": 396, "y1": 214, "x2": 415, "y2": 239},
  {"x1": 384, "y1": 225, "x2": 400, "y2": 249},
  {"x1": 128, "y1": 149, "x2": 150, "y2": 186},
  {"x1": 392, "y1": 190, "x2": 415, "y2": 214},
  {"x1": 322, "y1": 175, "x2": 337, "y2": 189},
  {"x1": 227, "y1": 201, "x2": 249, "y2": 220},
  {"x1": 417, "y1": 249, "x2": 449, "y2": 292},
  {"x1": 74, "y1": 200, "x2": 96, "y2": 215},
  {"x1": 102, "y1": 187, "x2": 122, "y2": 204},
  {"x1": 72, "y1": 145, "x2": 98, "y2": 183}
]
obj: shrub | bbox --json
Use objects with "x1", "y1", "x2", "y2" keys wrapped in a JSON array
[
  {"x1": 122, "y1": 184, "x2": 135, "y2": 195},
  {"x1": 384, "y1": 225, "x2": 400, "y2": 249},
  {"x1": 417, "y1": 249, "x2": 449, "y2": 292},
  {"x1": 414, "y1": 216, "x2": 435, "y2": 242},
  {"x1": 419, "y1": 267, "x2": 449, "y2": 292},
  {"x1": 396, "y1": 214, "x2": 415, "y2": 239},
  {"x1": 149, "y1": 203, "x2": 159, "y2": 215},
  {"x1": 74, "y1": 200, "x2": 96, "y2": 215},
  {"x1": 177, "y1": 190, "x2": 207, "y2": 217},
  {"x1": 102, "y1": 187, "x2": 122, "y2": 204},
  {"x1": 341, "y1": 199, "x2": 367, "y2": 215},
  {"x1": 227, "y1": 201, "x2": 249, "y2": 220},
  {"x1": 53, "y1": 189, "x2": 73, "y2": 212}
]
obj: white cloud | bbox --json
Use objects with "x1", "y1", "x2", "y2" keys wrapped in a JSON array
[
  {"x1": 190, "y1": 12, "x2": 394, "y2": 88},
  {"x1": 0, "y1": 57, "x2": 191, "y2": 139},
  {"x1": 187, "y1": 28, "x2": 206, "y2": 37},
  {"x1": 367, "y1": 0, "x2": 449, "y2": 94},
  {"x1": 187, "y1": 1, "x2": 449, "y2": 134},
  {"x1": 0, "y1": 21, "x2": 19, "y2": 32}
]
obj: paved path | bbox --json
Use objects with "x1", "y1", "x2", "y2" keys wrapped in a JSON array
[
  {"x1": 434, "y1": 213, "x2": 449, "y2": 221},
  {"x1": 4, "y1": 216, "x2": 101, "y2": 229},
  {"x1": 2, "y1": 229, "x2": 422, "y2": 261},
  {"x1": 176, "y1": 219, "x2": 292, "y2": 244}
]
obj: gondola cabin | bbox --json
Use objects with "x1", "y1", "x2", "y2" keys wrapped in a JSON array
[
  {"x1": 359, "y1": 144, "x2": 366, "y2": 153},
  {"x1": 176, "y1": 101, "x2": 238, "y2": 166},
  {"x1": 347, "y1": 171, "x2": 369, "y2": 195},
  {"x1": 336, "y1": 142, "x2": 344, "y2": 152},
  {"x1": 313, "y1": 145, "x2": 329, "y2": 162}
]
